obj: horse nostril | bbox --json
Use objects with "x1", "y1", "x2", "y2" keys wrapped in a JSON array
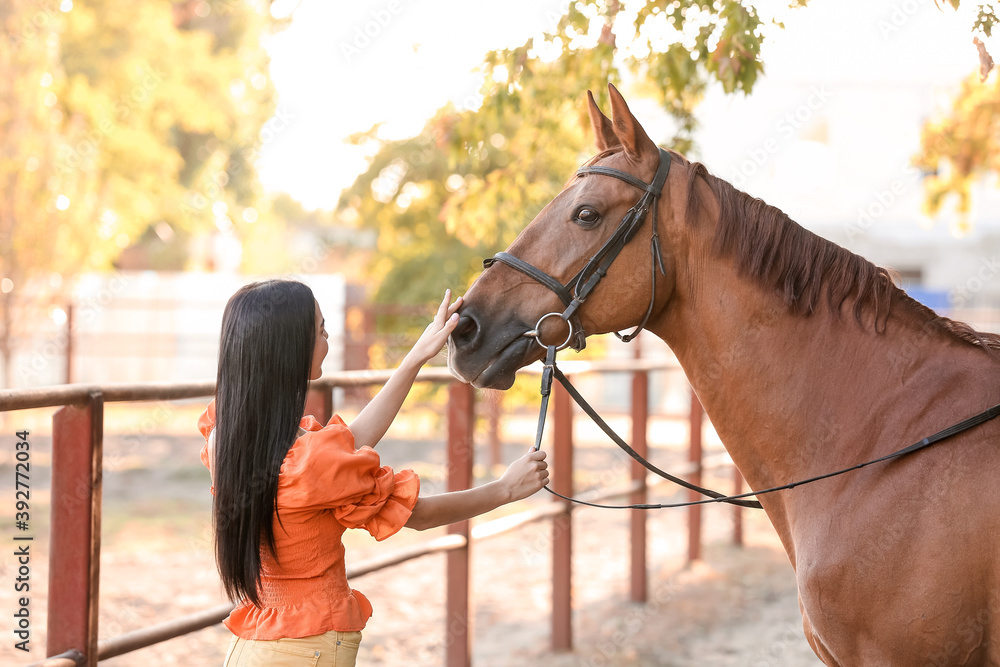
[{"x1": 451, "y1": 313, "x2": 479, "y2": 347}]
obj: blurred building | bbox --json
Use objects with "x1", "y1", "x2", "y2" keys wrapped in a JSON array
[
  {"x1": 686, "y1": 0, "x2": 1000, "y2": 329},
  {"x1": 5, "y1": 272, "x2": 347, "y2": 389}
]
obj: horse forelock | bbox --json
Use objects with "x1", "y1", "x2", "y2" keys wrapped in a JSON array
[
  {"x1": 583, "y1": 148, "x2": 620, "y2": 167},
  {"x1": 679, "y1": 160, "x2": 1000, "y2": 356},
  {"x1": 562, "y1": 148, "x2": 623, "y2": 188}
]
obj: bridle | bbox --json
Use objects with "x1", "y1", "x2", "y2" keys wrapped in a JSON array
[
  {"x1": 482, "y1": 147, "x2": 768, "y2": 509},
  {"x1": 481, "y1": 147, "x2": 1000, "y2": 511},
  {"x1": 483, "y1": 147, "x2": 673, "y2": 351}
]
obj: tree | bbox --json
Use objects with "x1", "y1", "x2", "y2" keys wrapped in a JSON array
[
  {"x1": 916, "y1": 3, "x2": 1000, "y2": 234},
  {"x1": 0, "y1": 0, "x2": 284, "y2": 387},
  {"x1": 342, "y1": 0, "x2": 998, "y2": 320},
  {"x1": 342, "y1": 1, "x2": 779, "y2": 307},
  {"x1": 0, "y1": 0, "x2": 67, "y2": 388},
  {"x1": 335, "y1": 0, "x2": 800, "y2": 366}
]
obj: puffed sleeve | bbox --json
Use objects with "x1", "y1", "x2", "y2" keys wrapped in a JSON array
[
  {"x1": 197, "y1": 400, "x2": 216, "y2": 495},
  {"x1": 279, "y1": 416, "x2": 420, "y2": 541}
]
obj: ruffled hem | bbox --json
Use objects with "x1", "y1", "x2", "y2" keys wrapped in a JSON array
[
  {"x1": 225, "y1": 589, "x2": 374, "y2": 640},
  {"x1": 358, "y1": 468, "x2": 419, "y2": 541}
]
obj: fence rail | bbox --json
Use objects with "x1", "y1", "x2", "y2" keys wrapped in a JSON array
[{"x1": 2, "y1": 358, "x2": 745, "y2": 667}]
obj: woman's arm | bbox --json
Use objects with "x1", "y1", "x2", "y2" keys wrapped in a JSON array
[
  {"x1": 405, "y1": 449, "x2": 548, "y2": 531},
  {"x1": 350, "y1": 291, "x2": 462, "y2": 450}
]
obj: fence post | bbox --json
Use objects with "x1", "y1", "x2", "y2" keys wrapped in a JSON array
[
  {"x1": 629, "y1": 362, "x2": 648, "y2": 602},
  {"x1": 687, "y1": 390, "x2": 703, "y2": 565},
  {"x1": 65, "y1": 303, "x2": 74, "y2": 384},
  {"x1": 446, "y1": 382, "x2": 474, "y2": 667},
  {"x1": 552, "y1": 380, "x2": 573, "y2": 651},
  {"x1": 304, "y1": 384, "x2": 333, "y2": 425},
  {"x1": 48, "y1": 391, "x2": 103, "y2": 666}
]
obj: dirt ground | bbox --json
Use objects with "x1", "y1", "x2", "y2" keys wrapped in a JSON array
[{"x1": 0, "y1": 405, "x2": 823, "y2": 666}]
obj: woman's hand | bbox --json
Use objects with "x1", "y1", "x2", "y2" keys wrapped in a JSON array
[
  {"x1": 406, "y1": 290, "x2": 463, "y2": 366},
  {"x1": 351, "y1": 290, "x2": 462, "y2": 450},
  {"x1": 498, "y1": 448, "x2": 549, "y2": 502},
  {"x1": 404, "y1": 447, "x2": 550, "y2": 531}
]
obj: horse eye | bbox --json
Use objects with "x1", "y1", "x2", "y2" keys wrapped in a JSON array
[{"x1": 573, "y1": 207, "x2": 601, "y2": 227}]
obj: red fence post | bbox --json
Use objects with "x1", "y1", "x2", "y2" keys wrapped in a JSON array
[
  {"x1": 629, "y1": 364, "x2": 648, "y2": 602},
  {"x1": 687, "y1": 391, "x2": 703, "y2": 565},
  {"x1": 304, "y1": 384, "x2": 333, "y2": 425},
  {"x1": 343, "y1": 286, "x2": 376, "y2": 404},
  {"x1": 446, "y1": 382, "x2": 474, "y2": 667},
  {"x1": 552, "y1": 380, "x2": 573, "y2": 651},
  {"x1": 48, "y1": 392, "x2": 103, "y2": 666}
]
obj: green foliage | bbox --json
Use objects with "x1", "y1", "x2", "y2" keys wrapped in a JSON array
[
  {"x1": 339, "y1": 118, "x2": 502, "y2": 306},
  {"x1": 340, "y1": 0, "x2": 790, "y2": 342},
  {"x1": 630, "y1": 0, "x2": 766, "y2": 150},
  {"x1": 916, "y1": 69, "x2": 1000, "y2": 234},
  {"x1": 341, "y1": 0, "x2": 1000, "y2": 324},
  {"x1": 0, "y1": 0, "x2": 284, "y2": 385},
  {"x1": 916, "y1": 2, "x2": 1000, "y2": 233},
  {"x1": 974, "y1": 3, "x2": 998, "y2": 35}
]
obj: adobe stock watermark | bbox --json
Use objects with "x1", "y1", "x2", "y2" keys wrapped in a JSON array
[
  {"x1": 57, "y1": 63, "x2": 167, "y2": 176},
  {"x1": 540, "y1": 0, "x2": 571, "y2": 36},
  {"x1": 728, "y1": 85, "x2": 834, "y2": 191},
  {"x1": 104, "y1": 402, "x2": 173, "y2": 473},
  {"x1": 8, "y1": 0, "x2": 65, "y2": 48},
  {"x1": 950, "y1": 253, "x2": 1000, "y2": 307},
  {"x1": 581, "y1": 577, "x2": 678, "y2": 667},
  {"x1": 16, "y1": 272, "x2": 132, "y2": 383},
  {"x1": 516, "y1": 457, "x2": 629, "y2": 568},
  {"x1": 748, "y1": 622, "x2": 808, "y2": 667},
  {"x1": 97, "y1": 598, "x2": 142, "y2": 643},
  {"x1": 181, "y1": 106, "x2": 295, "y2": 222},
  {"x1": 843, "y1": 162, "x2": 922, "y2": 244},
  {"x1": 924, "y1": 607, "x2": 994, "y2": 667},
  {"x1": 340, "y1": 0, "x2": 404, "y2": 64},
  {"x1": 876, "y1": 0, "x2": 936, "y2": 40}
]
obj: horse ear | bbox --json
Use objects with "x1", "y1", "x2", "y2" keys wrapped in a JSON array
[
  {"x1": 587, "y1": 90, "x2": 620, "y2": 151},
  {"x1": 607, "y1": 83, "x2": 656, "y2": 160}
]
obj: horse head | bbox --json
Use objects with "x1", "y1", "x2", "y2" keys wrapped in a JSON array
[{"x1": 448, "y1": 84, "x2": 689, "y2": 389}]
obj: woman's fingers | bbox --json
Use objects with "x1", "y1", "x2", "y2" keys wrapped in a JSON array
[
  {"x1": 434, "y1": 290, "x2": 463, "y2": 326},
  {"x1": 435, "y1": 289, "x2": 452, "y2": 323},
  {"x1": 442, "y1": 311, "x2": 460, "y2": 333},
  {"x1": 435, "y1": 291, "x2": 462, "y2": 329}
]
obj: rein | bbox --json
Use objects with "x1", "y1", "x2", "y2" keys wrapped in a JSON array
[
  {"x1": 483, "y1": 145, "x2": 1000, "y2": 510},
  {"x1": 532, "y1": 343, "x2": 1000, "y2": 510}
]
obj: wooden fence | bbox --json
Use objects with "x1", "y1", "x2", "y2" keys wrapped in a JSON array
[{"x1": 0, "y1": 359, "x2": 745, "y2": 667}]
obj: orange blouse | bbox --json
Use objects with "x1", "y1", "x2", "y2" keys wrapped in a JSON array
[{"x1": 198, "y1": 400, "x2": 420, "y2": 640}]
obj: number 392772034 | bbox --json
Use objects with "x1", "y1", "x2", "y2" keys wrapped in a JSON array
[{"x1": 14, "y1": 431, "x2": 30, "y2": 529}]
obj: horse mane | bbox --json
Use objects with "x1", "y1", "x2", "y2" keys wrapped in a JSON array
[{"x1": 680, "y1": 157, "x2": 1000, "y2": 355}]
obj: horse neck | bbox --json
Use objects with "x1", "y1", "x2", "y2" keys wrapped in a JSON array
[
  {"x1": 645, "y1": 187, "x2": 980, "y2": 498},
  {"x1": 654, "y1": 267, "x2": 859, "y2": 484}
]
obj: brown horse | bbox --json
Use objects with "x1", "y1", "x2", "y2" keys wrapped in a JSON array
[{"x1": 448, "y1": 84, "x2": 1000, "y2": 665}]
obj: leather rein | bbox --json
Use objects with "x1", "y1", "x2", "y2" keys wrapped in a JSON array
[{"x1": 483, "y1": 148, "x2": 1000, "y2": 511}]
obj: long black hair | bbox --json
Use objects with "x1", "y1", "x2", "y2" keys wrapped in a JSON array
[{"x1": 212, "y1": 279, "x2": 316, "y2": 606}]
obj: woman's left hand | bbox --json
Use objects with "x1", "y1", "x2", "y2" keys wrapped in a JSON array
[{"x1": 407, "y1": 290, "x2": 463, "y2": 365}]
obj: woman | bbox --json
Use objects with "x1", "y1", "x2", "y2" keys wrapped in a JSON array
[{"x1": 199, "y1": 279, "x2": 547, "y2": 666}]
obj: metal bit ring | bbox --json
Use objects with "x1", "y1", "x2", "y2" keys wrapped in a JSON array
[{"x1": 523, "y1": 312, "x2": 575, "y2": 351}]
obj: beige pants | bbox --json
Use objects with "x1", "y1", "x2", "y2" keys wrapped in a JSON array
[{"x1": 223, "y1": 630, "x2": 362, "y2": 667}]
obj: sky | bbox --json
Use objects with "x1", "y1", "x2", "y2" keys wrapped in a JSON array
[
  {"x1": 693, "y1": 0, "x2": 993, "y2": 235},
  {"x1": 257, "y1": 0, "x2": 572, "y2": 210},
  {"x1": 256, "y1": 0, "x2": 994, "y2": 221}
]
